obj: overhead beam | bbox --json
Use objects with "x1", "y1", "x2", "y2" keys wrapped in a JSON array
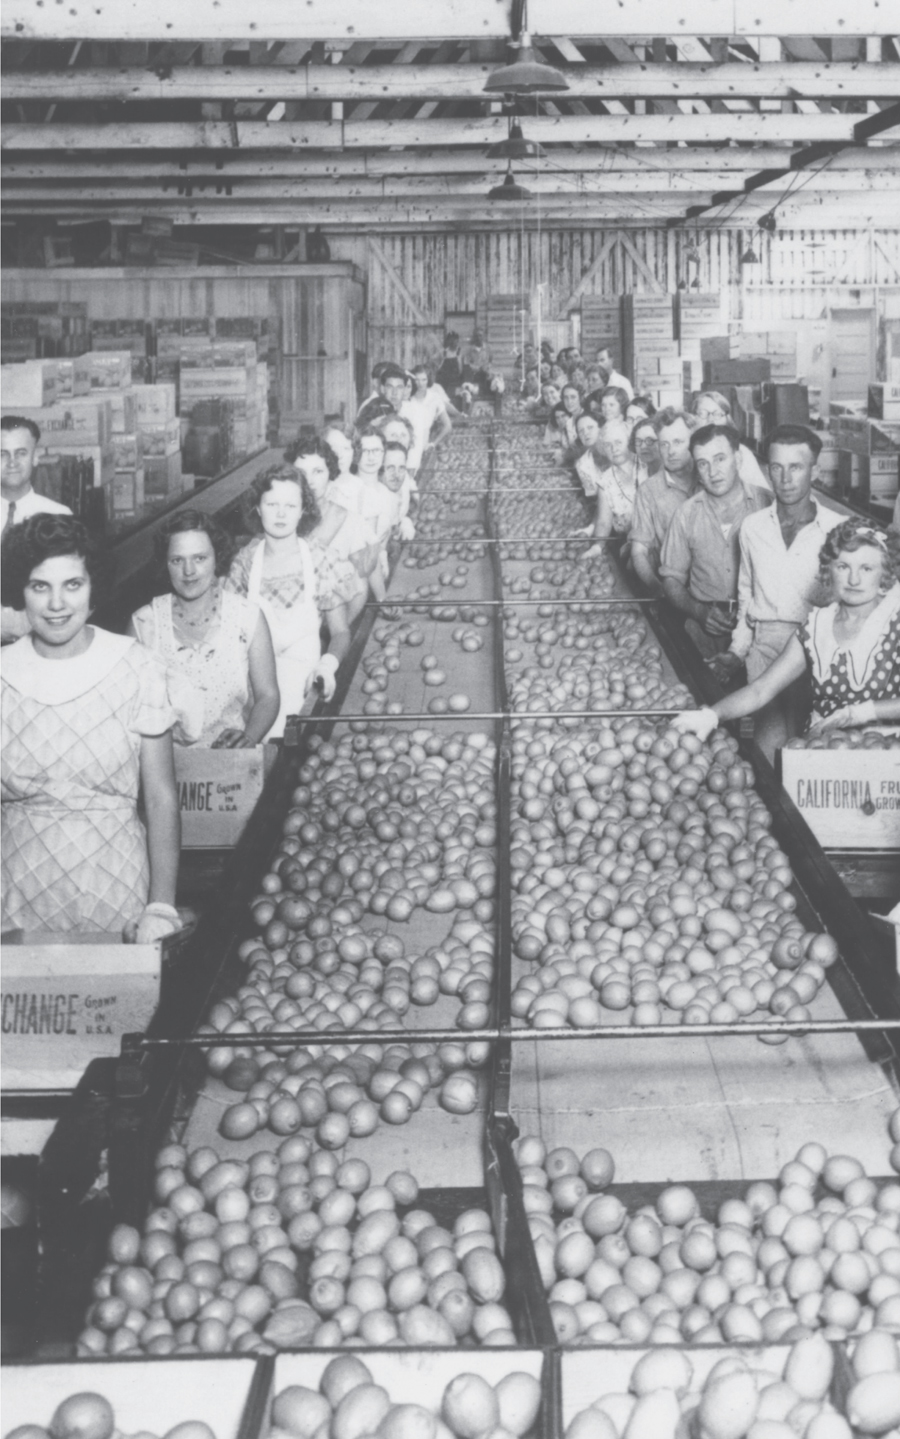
[
  {"x1": 5, "y1": 0, "x2": 898, "y2": 39},
  {"x1": 5, "y1": 146, "x2": 898, "y2": 180},
  {"x1": 6, "y1": 112, "x2": 900, "y2": 150},
  {"x1": 4, "y1": 193, "x2": 899, "y2": 229},
  {"x1": 4, "y1": 60, "x2": 900, "y2": 103},
  {"x1": 6, "y1": 169, "x2": 897, "y2": 202}
]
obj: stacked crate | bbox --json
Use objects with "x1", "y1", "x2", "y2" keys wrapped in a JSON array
[
  {"x1": 621, "y1": 294, "x2": 681, "y2": 408},
  {"x1": 130, "y1": 380, "x2": 182, "y2": 508},
  {"x1": 90, "y1": 319, "x2": 153, "y2": 382},
  {"x1": 674, "y1": 291, "x2": 725, "y2": 394},
  {"x1": 1, "y1": 302, "x2": 88, "y2": 364},
  {"x1": 736, "y1": 330, "x2": 798, "y2": 382},
  {"x1": 179, "y1": 340, "x2": 259, "y2": 464},
  {"x1": 578, "y1": 298, "x2": 622, "y2": 368},
  {"x1": 829, "y1": 393, "x2": 900, "y2": 509}
]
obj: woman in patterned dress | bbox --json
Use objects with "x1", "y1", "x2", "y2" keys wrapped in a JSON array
[
  {"x1": 225, "y1": 465, "x2": 353, "y2": 739},
  {"x1": 673, "y1": 518, "x2": 900, "y2": 742},
  {"x1": 1, "y1": 515, "x2": 181, "y2": 941},
  {"x1": 129, "y1": 510, "x2": 279, "y2": 748}
]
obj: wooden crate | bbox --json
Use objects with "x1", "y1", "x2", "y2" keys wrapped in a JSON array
[
  {"x1": 0, "y1": 934, "x2": 163, "y2": 1090},
  {"x1": 175, "y1": 743, "x2": 276, "y2": 849},
  {"x1": 778, "y1": 747, "x2": 900, "y2": 850},
  {"x1": 1, "y1": 1356, "x2": 263, "y2": 1439}
]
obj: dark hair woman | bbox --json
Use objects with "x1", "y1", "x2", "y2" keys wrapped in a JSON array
[
  {"x1": 2, "y1": 515, "x2": 181, "y2": 941},
  {"x1": 224, "y1": 465, "x2": 354, "y2": 734},
  {"x1": 129, "y1": 509, "x2": 279, "y2": 749}
]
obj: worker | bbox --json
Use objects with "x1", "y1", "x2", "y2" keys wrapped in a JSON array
[
  {"x1": 579, "y1": 418, "x2": 640, "y2": 564},
  {"x1": 627, "y1": 395, "x2": 657, "y2": 423},
  {"x1": 2, "y1": 415, "x2": 72, "y2": 644},
  {"x1": 355, "y1": 361, "x2": 395, "y2": 429},
  {"x1": 708, "y1": 425, "x2": 843, "y2": 758},
  {"x1": 323, "y1": 427, "x2": 397, "y2": 604},
  {"x1": 692, "y1": 391, "x2": 770, "y2": 490},
  {"x1": 674, "y1": 518, "x2": 900, "y2": 741},
  {"x1": 628, "y1": 407, "x2": 700, "y2": 597},
  {"x1": 545, "y1": 383, "x2": 583, "y2": 452},
  {"x1": 1, "y1": 515, "x2": 181, "y2": 941},
  {"x1": 286, "y1": 435, "x2": 376, "y2": 623},
  {"x1": 407, "y1": 363, "x2": 454, "y2": 455},
  {"x1": 435, "y1": 332, "x2": 464, "y2": 400},
  {"x1": 631, "y1": 416, "x2": 661, "y2": 482},
  {"x1": 659, "y1": 422, "x2": 771, "y2": 659},
  {"x1": 595, "y1": 347, "x2": 634, "y2": 401},
  {"x1": 225, "y1": 465, "x2": 353, "y2": 736},
  {"x1": 380, "y1": 442, "x2": 418, "y2": 541},
  {"x1": 587, "y1": 385, "x2": 632, "y2": 431},
  {"x1": 129, "y1": 510, "x2": 280, "y2": 748}
]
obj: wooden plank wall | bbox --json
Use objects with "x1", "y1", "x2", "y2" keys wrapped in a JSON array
[{"x1": 329, "y1": 227, "x2": 900, "y2": 369}]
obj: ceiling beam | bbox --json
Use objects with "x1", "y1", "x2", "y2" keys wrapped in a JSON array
[
  {"x1": 4, "y1": 193, "x2": 899, "y2": 228},
  {"x1": 4, "y1": 0, "x2": 899, "y2": 40},
  {"x1": 6, "y1": 169, "x2": 896, "y2": 202},
  {"x1": 6, "y1": 112, "x2": 899, "y2": 150},
  {"x1": 5, "y1": 60, "x2": 899, "y2": 103},
  {"x1": 5, "y1": 146, "x2": 898, "y2": 180}
]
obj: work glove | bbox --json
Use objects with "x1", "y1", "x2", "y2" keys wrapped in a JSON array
[
  {"x1": 399, "y1": 516, "x2": 416, "y2": 542},
  {"x1": 133, "y1": 902, "x2": 182, "y2": 944},
  {"x1": 671, "y1": 707, "x2": 720, "y2": 741}
]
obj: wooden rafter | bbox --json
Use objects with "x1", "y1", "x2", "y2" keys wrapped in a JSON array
[{"x1": 4, "y1": 60, "x2": 899, "y2": 103}]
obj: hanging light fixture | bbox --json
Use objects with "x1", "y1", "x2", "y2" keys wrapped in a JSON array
[
  {"x1": 488, "y1": 165, "x2": 534, "y2": 201},
  {"x1": 484, "y1": 33, "x2": 569, "y2": 94},
  {"x1": 487, "y1": 121, "x2": 546, "y2": 160},
  {"x1": 740, "y1": 244, "x2": 761, "y2": 264},
  {"x1": 757, "y1": 210, "x2": 778, "y2": 233}
]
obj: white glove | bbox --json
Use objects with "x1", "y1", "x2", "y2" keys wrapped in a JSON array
[
  {"x1": 671, "y1": 707, "x2": 719, "y2": 741},
  {"x1": 399, "y1": 516, "x2": 416, "y2": 542},
  {"x1": 310, "y1": 652, "x2": 339, "y2": 700},
  {"x1": 134, "y1": 902, "x2": 182, "y2": 944},
  {"x1": 580, "y1": 544, "x2": 604, "y2": 562}
]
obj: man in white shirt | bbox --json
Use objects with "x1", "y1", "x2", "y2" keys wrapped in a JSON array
[
  {"x1": 709, "y1": 424, "x2": 842, "y2": 757},
  {"x1": 595, "y1": 347, "x2": 635, "y2": 402},
  {"x1": 405, "y1": 363, "x2": 452, "y2": 468},
  {"x1": 2, "y1": 415, "x2": 72, "y2": 643}
]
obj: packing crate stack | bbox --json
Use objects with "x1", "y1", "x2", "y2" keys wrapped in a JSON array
[
  {"x1": 673, "y1": 290, "x2": 725, "y2": 397},
  {"x1": 578, "y1": 297, "x2": 622, "y2": 369},
  {"x1": 621, "y1": 293, "x2": 682, "y2": 410},
  {"x1": 1, "y1": 315, "x2": 272, "y2": 531},
  {"x1": 828, "y1": 382, "x2": 900, "y2": 512}
]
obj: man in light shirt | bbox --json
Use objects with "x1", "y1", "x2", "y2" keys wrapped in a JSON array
[
  {"x1": 709, "y1": 424, "x2": 842, "y2": 757},
  {"x1": 629, "y1": 408, "x2": 699, "y2": 596},
  {"x1": 660, "y1": 423, "x2": 771, "y2": 659},
  {"x1": 405, "y1": 363, "x2": 452, "y2": 466},
  {"x1": 2, "y1": 414, "x2": 72, "y2": 643},
  {"x1": 595, "y1": 346, "x2": 634, "y2": 402}
]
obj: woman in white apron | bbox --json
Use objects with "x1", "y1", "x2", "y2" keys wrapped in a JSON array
[
  {"x1": 284, "y1": 435, "x2": 375, "y2": 622},
  {"x1": 225, "y1": 466, "x2": 354, "y2": 739}
]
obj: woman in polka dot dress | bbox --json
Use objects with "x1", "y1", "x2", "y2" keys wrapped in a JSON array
[{"x1": 671, "y1": 517, "x2": 900, "y2": 743}]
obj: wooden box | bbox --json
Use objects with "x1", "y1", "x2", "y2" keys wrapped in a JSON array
[
  {"x1": 1, "y1": 1356, "x2": 263, "y2": 1438},
  {"x1": 175, "y1": 743, "x2": 276, "y2": 848},
  {"x1": 0, "y1": 934, "x2": 162, "y2": 1090},
  {"x1": 779, "y1": 747, "x2": 900, "y2": 850}
]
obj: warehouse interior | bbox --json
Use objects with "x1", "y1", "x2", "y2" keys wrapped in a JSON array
[{"x1": 3, "y1": 2, "x2": 900, "y2": 1433}]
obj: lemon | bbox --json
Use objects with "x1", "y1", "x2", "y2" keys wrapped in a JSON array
[
  {"x1": 495, "y1": 1373, "x2": 542, "y2": 1437},
  {"x1": 630, "y1": 1347, "x2": 693, "y2": 1397},
  {"x1": 564, "y1": 1412, "x2": 616, "y2": 1439},
  {"x1": 784, "y1": 1333, "x2": 833, "y2": 1402},
  {"x1": 698, "y1": 1370, "x2": 758, "y2": 1439},
  {"x1": 441, "y1": 1374, "x2": 499, "y2": 1439},
  {"x1": 847, "y1": 1372, "x2": 900, "y2": 1433},
  {"x1": 621, "y1": 1389, "x2": 681, "y2": 1439},
  {"x1": 853, "y1": 1329, "x2": 900, "y2": 1379}
]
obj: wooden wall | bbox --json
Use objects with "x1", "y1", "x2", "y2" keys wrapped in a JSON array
[
  {"x1": 328, "y1": 226, "x2": 900, "y2": 385},
  {"x1": 1, "y1": 263, "x2": 366, "y2": 430}
]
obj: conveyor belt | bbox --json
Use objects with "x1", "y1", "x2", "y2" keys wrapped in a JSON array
[{"x1": 22, "y1": 416, "x2": 900, "y2": 1363}]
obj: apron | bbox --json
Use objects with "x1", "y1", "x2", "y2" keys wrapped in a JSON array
[{"x1": 247, "y1": 539, "x2": 320, "y2": 740}]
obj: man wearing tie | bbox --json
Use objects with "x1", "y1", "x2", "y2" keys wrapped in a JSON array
[{"x1": 2, "y1": 415, "x2": 72, "y2": 643}]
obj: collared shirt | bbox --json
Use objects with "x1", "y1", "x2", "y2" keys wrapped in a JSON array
[
  {"x1": 1, "y1": 487, "x2": 71, "y2": 529},
  {"x1": 729, "y1": 498, "x2": 843, "y2": 658},
  {"x1": 629, "y1": 468, "x2": 697, "y2": 557},
  {"x1": 659, "y1": 480, "x2": 771, "y2": 604}
]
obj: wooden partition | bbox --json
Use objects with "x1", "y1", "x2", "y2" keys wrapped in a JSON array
[{"x1": 1, "y1": 261, "x2": 366, "y2": 435}]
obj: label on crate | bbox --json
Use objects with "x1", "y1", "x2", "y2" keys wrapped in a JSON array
[
  {"x1": 779, "y1": 749, "x2": 900, "y2": 849},
  {"x1": 0, "y1": 939, "x2": 161, "y2": 1089},
  {"x1": 175, "y1": 745, "x2": 275, "y2": 848}
]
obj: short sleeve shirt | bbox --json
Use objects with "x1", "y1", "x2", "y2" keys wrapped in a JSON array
[
  {"x1": 659, "y1": 482, "x2": 771, "y2": 604},
  {"x1": 630, "y1": 469, "x2": 698, "y2": 558}
]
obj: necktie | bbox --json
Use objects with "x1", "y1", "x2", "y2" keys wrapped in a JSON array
[{"x1": 1, "y1": 501, "x2": 16, "y2": 539}]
